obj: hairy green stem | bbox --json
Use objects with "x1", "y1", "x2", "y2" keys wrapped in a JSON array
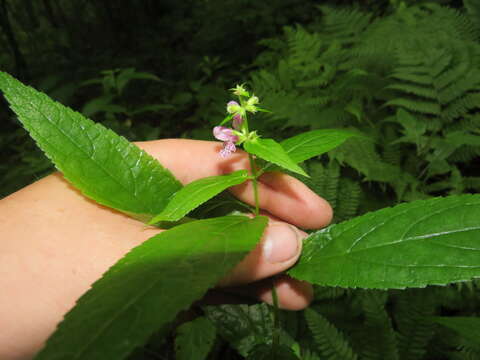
[
  {"x1": 240, "y1": 93, "x2": 280, "y2": 352},
  {"x1": 248, "y1": 153, "x2": 260, "y2": 216},
  {"x1": 271, "y1": 279, "x2": 280, "y2": 354}
]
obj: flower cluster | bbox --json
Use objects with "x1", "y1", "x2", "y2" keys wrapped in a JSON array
[{"x1": 213, "y1": 84, "x2": 261, "y2": 157}]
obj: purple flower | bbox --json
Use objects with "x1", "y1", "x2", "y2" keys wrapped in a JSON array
[
  {"x1": 232, "y1": 114, "x2": 244, "y2": 130},
  {"x1": 213, "y1": 126, "x2": 238, "y2": 142},
  {"x1": 219, "y1": 141, "x2": 237, "y2": 158},
  {"x1": 213, "y1": 126, "x2": 239, "y2": 157}
]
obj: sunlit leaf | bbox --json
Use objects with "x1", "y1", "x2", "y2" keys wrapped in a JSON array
[
  {"x1": 244, "y1": 137, "x2": 308, "y2": 177},
  {"x1": 149, "y1": 170, "x2": 250, "y2": 223},
  {"x1": 289, "y1": 195, "x2": 480, "y2": 289},
  {"x1": 281, "y1": 129, "x2": 357, "y2": 163},
  {"x1": 34, "y1": 215, "x2": 268, "y2": 360},
  {"x1": 0, "y1": 71, "x2": 181, "y2": 222}
]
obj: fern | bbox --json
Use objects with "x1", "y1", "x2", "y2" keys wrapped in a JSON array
[
  {"x1": 334, "y1": 178, "x2": 362, "y2": 222},
  {"x1": 251, "y1": 3, "x2": 480, "y2": 205},
  {"x1": 386, "y1": 17, "x2": 480, "y2": 121},
  {"x1": 300, "y1": 348, "x2": 320, "y2": 360},
  {"x1": 300, "y1": 160, "x2": 362, "y2": 222},
  {"x1": 464, "y1": 0, "x2": 480, "y2": 36},
  {"x1": 358, "y1": 291, "x2": 399, "y2": 360},
  {"x1": 314, "y1": 286, "x2": 347, "y2": 302},
  {"x1": 315, "y1": 5, "x2": 372, "y2": 46},
  {"x1": 303, "y1": 161, "x2": 340, "y2": 209},
  {"x1": 304, "y1": 308, "x2": 358, "y2": 360},
  {"x1": 381, "y1": 124, "x2": 404, "y2": 166},
  {"x1": 394, "y1": 291, "x2": 436, "y2": 360}
]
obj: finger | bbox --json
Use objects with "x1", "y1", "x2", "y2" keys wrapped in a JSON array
[
  {"x1": 256, "y1": 275, "x2": 314, "y2": 310},
  {"x1": 218, "y1": 218, "x2": 306, "y2": 287},
  {"x1": 136, "y1": 139, "x2": 250, "y2": 184},
  {"x1": 230, "y1": 171, "x2": 332, "y2": 229},
  {"x1": 218, "y1": 275, "x2": 313, "y2": 311},
  {"x1": 137, "y1": 139, "x2": 332, "y2": 229}
]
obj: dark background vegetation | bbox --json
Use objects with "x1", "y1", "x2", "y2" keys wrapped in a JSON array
[{"x1": 2, "y1": 1, "x2": 480, "y2": 359}]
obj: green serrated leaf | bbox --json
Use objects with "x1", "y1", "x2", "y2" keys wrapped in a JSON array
[
  {"x1": 175, "y1": 317, "x2": 216, "y2": 360},
  {"x1": 289, "y1": 195, "x2": 480, "y2": 289},
  {"x1": 431, "y1": 317, "x2": 480, "y2": 348},
  {"x1": 0, "y1": 71, "x2": 182, "y2": 221},
  {"x1": 149, "y1": 170, "x2": 250, "y2": 223},
  {"x1": 244, "y1": 137, "x2": 308, "y2": 177},
  {"x1": 34, "y1": 215, "x2": 268, "y2": 360},
  {"x1": 280, "y1": 129, "x2": 357, "y2": 163}
]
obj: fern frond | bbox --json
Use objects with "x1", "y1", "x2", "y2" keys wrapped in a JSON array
[
  {"x1": 438, "y1": 72, "x2": 480, "y2": 105},
  {"x1": 395, "y1": 291, "x2": 436, "y2": 360},
  {"x1": 434, "y1": 44, "x2": 471, "y2": 91},
  {"x1": 359, "y1": 291, "x2": 399, "y2": 360},
  {"x1": 429, "y1": 49, "x2": 454, "y2": 78},
  {"x1": 448, "y1": 146, "x2": 480, "y2": 164},
  {"x1": 285, "y1": 26, "x2": 324, "y2": 72},
  {"x1": 304, "y1": 161, "x2": 340, "y2": 209},
  {"x1": 385, "y1": 98, "x2": 441, "y2": 115},
  {"x1": 424, "y1": 4, "x2": 480, "y2": 42},
  {"x1": 382, "y1": 144, "x2": 403, "y2": 166},
  {"x1": 314, "y1": 286, "x2": 347, "y2": 301},
  {"x1": 465, "y1": 0, "x2": 480, "y2": 36},
  {"x1": 301, "y1": 348, "x2": 321, "y2": 360},
  {"x1": 389, "y1": 71, "x2": 433, "y2": 86},
  {"x1": 386, "y1": 83, "x2": 437, "y2": 100},
  {"x1": 305, "y1": 308, "x2": 358, "y2": 360},
  {"x1": 351, "y1": 14, "x2": 409, "y2": 72},
  {"x1": 316, "y1": 6, "x2": 371, "y2": 45},
  {"x1": 334, "y1": 178, "x2": 361, "y2": 222},
  {"x1": 442, "y1": 93, "x2": 480, "y2": 121},
  {"x1": 381, "y1": 6, "x2": 480, "y2": 124},
  {"x1": 382, "y1": 125, "x2": 404, "y2": 165},
  {"x1": 303, "y1": 96, "x2": 331, "y2": 107}
]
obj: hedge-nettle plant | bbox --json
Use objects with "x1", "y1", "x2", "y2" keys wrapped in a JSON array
[{"x1": 1, "y1": 72, "x2": 480, "y2": 360}]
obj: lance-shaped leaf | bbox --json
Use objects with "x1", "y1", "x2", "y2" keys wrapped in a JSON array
[
  {"x1": 244, "y1": 137, "x2": 308, "y2": 177},
  {"x1": 289, "y1": 194, "x2": 480, "y2": 289},
  {"x1": 0, "y1": 71, "x2": 181, "y2": 221},
  {"x1": 34, "y1": 215, "x2": 268, "y2": 360},
  {"x1": 281, "y1": 129, "x2": 357, "y2": 163},
  {"x1": 149, "y1": 170, "x2": 249, "y2": 224}
]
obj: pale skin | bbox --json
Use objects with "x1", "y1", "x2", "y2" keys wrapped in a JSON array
[{"x1": 0, "y1": 139, "x2": 333, "y2": 360}]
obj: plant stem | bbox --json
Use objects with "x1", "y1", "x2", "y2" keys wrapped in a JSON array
[
  {"x1": 238, "y1": 93, "x2": 280, "y2": 353},
  {"x1": 248, "y1": 153, "x2": 260, "y2": 216},
  {"x1": 271, "y1": 279, "x2": 280, "y2": 355}
]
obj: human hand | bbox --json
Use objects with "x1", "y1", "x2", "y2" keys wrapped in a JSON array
[
  {"x1": 139, "y1": 139, "x2": 333, "y2": 309},
  {"x1": 0, "y1": 138, "x2": 332, "y2": 359}
]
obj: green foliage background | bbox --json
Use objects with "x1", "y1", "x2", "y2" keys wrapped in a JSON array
[{"x1": 1, "y1": 0, "x2": 480, "y2": 359}]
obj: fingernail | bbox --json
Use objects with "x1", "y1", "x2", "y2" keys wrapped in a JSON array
[{"x1": 263, "y1": 223, "x2": 302, "y2": 264}]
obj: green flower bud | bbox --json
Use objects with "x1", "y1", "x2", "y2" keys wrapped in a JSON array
[{"x1": 230, "y1": 84, "x2": 250, "y2": 97}]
